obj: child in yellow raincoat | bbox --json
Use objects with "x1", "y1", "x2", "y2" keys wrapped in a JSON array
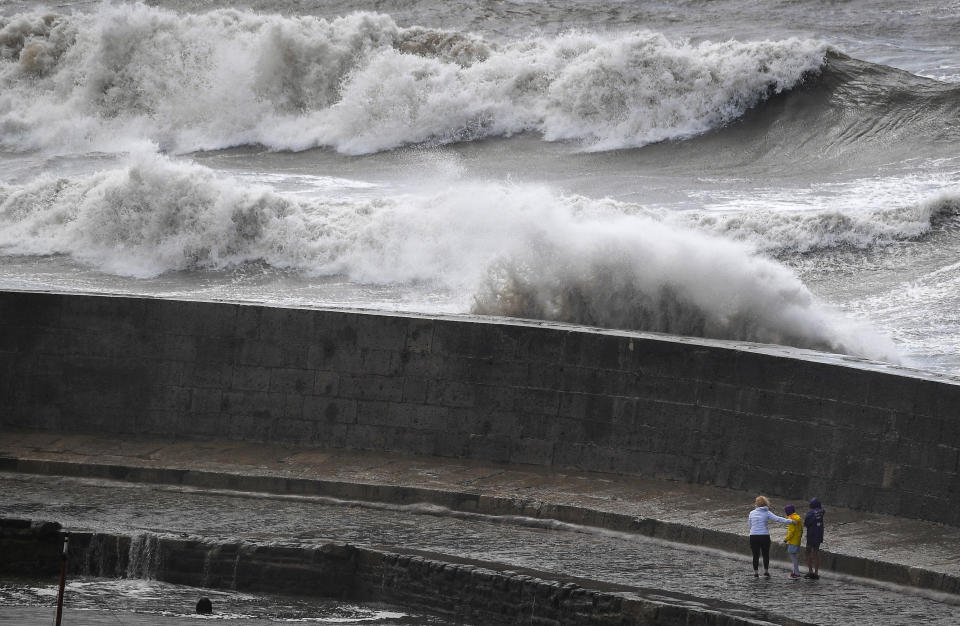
[{"x1": 783, "y1": 504, "x2": 803, "y2": 579}]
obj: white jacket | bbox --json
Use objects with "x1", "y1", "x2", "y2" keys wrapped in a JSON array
[{"x1": 749, "y1": 506, "x2": 792, "y2": 535}]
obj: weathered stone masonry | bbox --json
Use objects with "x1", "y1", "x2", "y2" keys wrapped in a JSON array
[
  {"x1": 0, "y1": 519, "x2": 804, "y2": 626},
  {"x1": 2, "y1": 290, "x2": 959, "y2": 524}
]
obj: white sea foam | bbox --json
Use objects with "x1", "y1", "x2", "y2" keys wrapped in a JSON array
[
  {"x1": 0, "y1": 4, "x2": 827, "y2": 154},
  {"x1": 675, "y1": 193, "x2": 960, "y2": 254},
  {"x1": 0, "y1": 152, "x2": 901, "y2": 361}
]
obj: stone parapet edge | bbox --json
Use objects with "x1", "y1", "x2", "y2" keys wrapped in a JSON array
[{"x1": 2, "y1": 456, "x2": 955, "y2": 596}]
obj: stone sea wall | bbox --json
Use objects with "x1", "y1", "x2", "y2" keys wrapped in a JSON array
[
  {"x1": 2, "y1": 290, "x2": 959, "y2": 523},
  {"x1": 0, "y1": 519, "x2": 802, "y2": 626}
]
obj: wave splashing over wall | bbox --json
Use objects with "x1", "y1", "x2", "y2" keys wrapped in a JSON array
[
  {"x1": 0, "y1": 152, "x2": 898, "y2": 362},
  {"x1": 472, "y1": 215, "x2": 899, "y2": 361},
  {"x1": 0, "y1": 4, "x2": 827, "y2": 153}
]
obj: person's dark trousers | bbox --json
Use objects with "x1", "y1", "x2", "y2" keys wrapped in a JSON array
[{"x1": 750, "y1": 535, "x2": 772, "y2": 570}]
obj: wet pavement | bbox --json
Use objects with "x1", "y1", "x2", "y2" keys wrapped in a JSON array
[
  {"x1": 1, "y1": 471, "x2": 959, "y2": 625},
  {"x1": 3, "y1": 432, "x2": 960, "y2": 580}
]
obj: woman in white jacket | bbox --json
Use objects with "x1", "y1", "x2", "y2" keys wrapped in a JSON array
[{"x1": 748, "y1": 495, "x2": 798, "y2": 577}]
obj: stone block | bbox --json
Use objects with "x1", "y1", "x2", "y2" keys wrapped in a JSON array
[
  {"x1": 195, "y1": 335, "x2": 239, "y2": 364},
  {"x1": 271, "y1": 418, "x2": 312, "y2": 443},
  {"x1": 827, "y1": 401, "x2": 888, "y2": 436},
  {"x1": 574, "y1": 333, "x2": 626, "y2": 371},
  {"x1": 302, "y1": 397, "x2": 357, "y2": 424},
  {"x1": 551, "y1": 442, "x2": 584, "y2": 469},
  {"x1": 510, "y1": 437, "x2": 554, "y2": 467},
  {"x1": 360, "y1": 349, "x2": 399, "y2": 376},
  {"x1": 577, "y1": 444, "x2": 620, "y2": 473},
  {"x1": 733, "y1": 352, "x2": 804, "y2": 395},
  {"x1": 866, "y1": 372, "x2": 921, "y2": 414},
  {"x1": 138, "y1": 409, "x2": 179, "y2": 434},
  {"x1": 345, "y1": 424, "x2": 387, "y2": 450},
  {"x1": 183, "y1": 412, "x2": 222, "y2": 438},
  {"x1": 314, "y1": 371, "x2": 340, "y2": 396},
  {"x1": 159, "y1": 334, "x2": 197, "y2": 362},
  {"x1": 221, "y1": 390, "x2": 276, "y2": 417},
  {"x1": 355, "y1": 399, "x2": 393, "y2": 428},
  {"x1": 634, "y1": 343, "x2": 713, "y2": 380},
  {"x1": 60, "y1": 294, "x2": 146, "y2": 333},
  {"x1": 339, "y1": 374, "x2": 405, "y2": 402},
  {"x1": 561, "y1": 365, "x2": 611, "y2": 396},
  {"x1": 189, "y1": 388, "x2": 222, "y2": 413},
  {"x1": 269, "y1": 367, "x2": 314, "y2": 394},
  {"x1": 400, "y1": 376, "x2": 429, "y2": 403},
  {"x1": 231, "y1": 365, "x2": 271, "y2": 392},
  {"x1": 517, "y1": 328, "x2": 564, "y2": 363},
  {"x1": 385, "y1": 427, "x2": 437, "y2": 456},
  {"x1": 392, "y1": 350, "x2": 444, "y2": 379},
  {"x1": 427, "y1": 381, "x2": 477, "y2": 408},
  {"x1": 311, "y1": 422, "x2": 348, "y2": 447},
  {"x1": 404, "y1": 319, "x2": 434, "y2": 353},
  {"x1": 913, "y1": 379, "x2": 960, "y2": 421},
  {"x1": 695, "y1": 380, "x2": 741, "y2": 412},
  {"x1": 152, "y1": 360, "x2": 183, "y2": 386},
  {"x1": 235, "y1": 304, "x2": 262, "y2": 339},
  {"x1": 182, "y1": 361, "x2": 233, "y2": 389},
  {"x1": 464, "y1": 434, "x2": 511, "y2": 463},
  {"x1": 468, "y1": 383, "x2": 514, "y2": 412},
  {"x1": 895, "y1": 412, "x2": 944, "y2": 445},
  {"x1": 145, "y1": 384, "x2": 192, "y2": 412},
  {"x1": 0, "y1": 326, "x2": 24, "y2": 354},
  {"x1": 512, "y1": 387, "x2": 560, "y2": 416},
  {"x1": 0, "y1": 291, "x2": 62, "y2": 327},
  {"x1": 224, "y1": 413, "x2": 274, "y2": 441},
  {"x1": 401, "y1": 404, "x2": 451, "y2": 431},
  {"x1": 354, "y1": 314, "x2": 408, "y2": 351},
  {"x1": 264, "y1": 308, "x2": 315, "y2": 345}
]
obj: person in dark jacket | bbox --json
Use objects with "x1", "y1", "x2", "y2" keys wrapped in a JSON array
[{"x1": 804, "y1": 497, "x2": 825, "y2": 579}]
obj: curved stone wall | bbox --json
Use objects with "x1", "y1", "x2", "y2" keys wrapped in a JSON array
[
  {"x1": 1, "y1": 290, "x2": 959, "y2": 524},
  {"x1": 0, "y1": 519, "x2": 791, "y2": 625}
]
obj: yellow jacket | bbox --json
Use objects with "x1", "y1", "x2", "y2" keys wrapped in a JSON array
[{"x1": 785, "y1": 513, "x2": 802, "y2": 545}]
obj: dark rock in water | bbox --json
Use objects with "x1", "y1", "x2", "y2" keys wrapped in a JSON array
[{"x1": 196, "y1": 597, "x2": 213, "y2": 614}]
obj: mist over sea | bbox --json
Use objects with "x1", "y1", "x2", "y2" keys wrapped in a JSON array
[{"x1": 1, "y1": 0, "x2": 959, "y2": 372}]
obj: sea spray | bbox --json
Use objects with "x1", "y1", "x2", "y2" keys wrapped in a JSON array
[
  {"x1": 0, "y1": 4, "x2": 828, "y2": 154},
  {"x1": 0, "y1": 152, "x2": 909, "y2": 361},
  {"x1": 471, "y1": 213, "x2": 900, "y2": 361}
]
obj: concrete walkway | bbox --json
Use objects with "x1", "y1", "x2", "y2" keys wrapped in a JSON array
[{"x1": 2, "y1": 430, "x2": 959, "y2": 596}]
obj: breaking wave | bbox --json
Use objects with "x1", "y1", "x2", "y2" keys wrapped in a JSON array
[
  {"x1": 0, "y1": 152, "x2": 900, "y2": 361},
  {"x1": 0, "y1": 3, "x2": 827, "y2": 154}
]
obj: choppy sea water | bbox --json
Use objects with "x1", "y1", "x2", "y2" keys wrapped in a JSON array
[{"x1": 1, "y1": 0, "x2": 959, "y2": 373}]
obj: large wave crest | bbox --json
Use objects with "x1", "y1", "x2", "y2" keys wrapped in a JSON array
[{"x1": 0, "y1": 4, "x2": 827, "y2": 154}]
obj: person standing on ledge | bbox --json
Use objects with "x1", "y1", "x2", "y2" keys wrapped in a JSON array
[
  {"x1": 804, "y1": 497, "x2": 826, "y2": 579},
  {"x1": 749, "y1": 496, "x2": 799, "y2": 578}
]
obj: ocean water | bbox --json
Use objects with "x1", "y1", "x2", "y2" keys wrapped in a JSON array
[{"x1": 1, "y1": 0, "x2": 959, "y2": 373}]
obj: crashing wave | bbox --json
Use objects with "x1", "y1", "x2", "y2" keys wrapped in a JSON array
[
  {"x1": 0, "y1": 151, "x2": 898, "y2": 362},
  {"x1": 0, "y1": 4, "x2": 827, "y2": 154}
]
